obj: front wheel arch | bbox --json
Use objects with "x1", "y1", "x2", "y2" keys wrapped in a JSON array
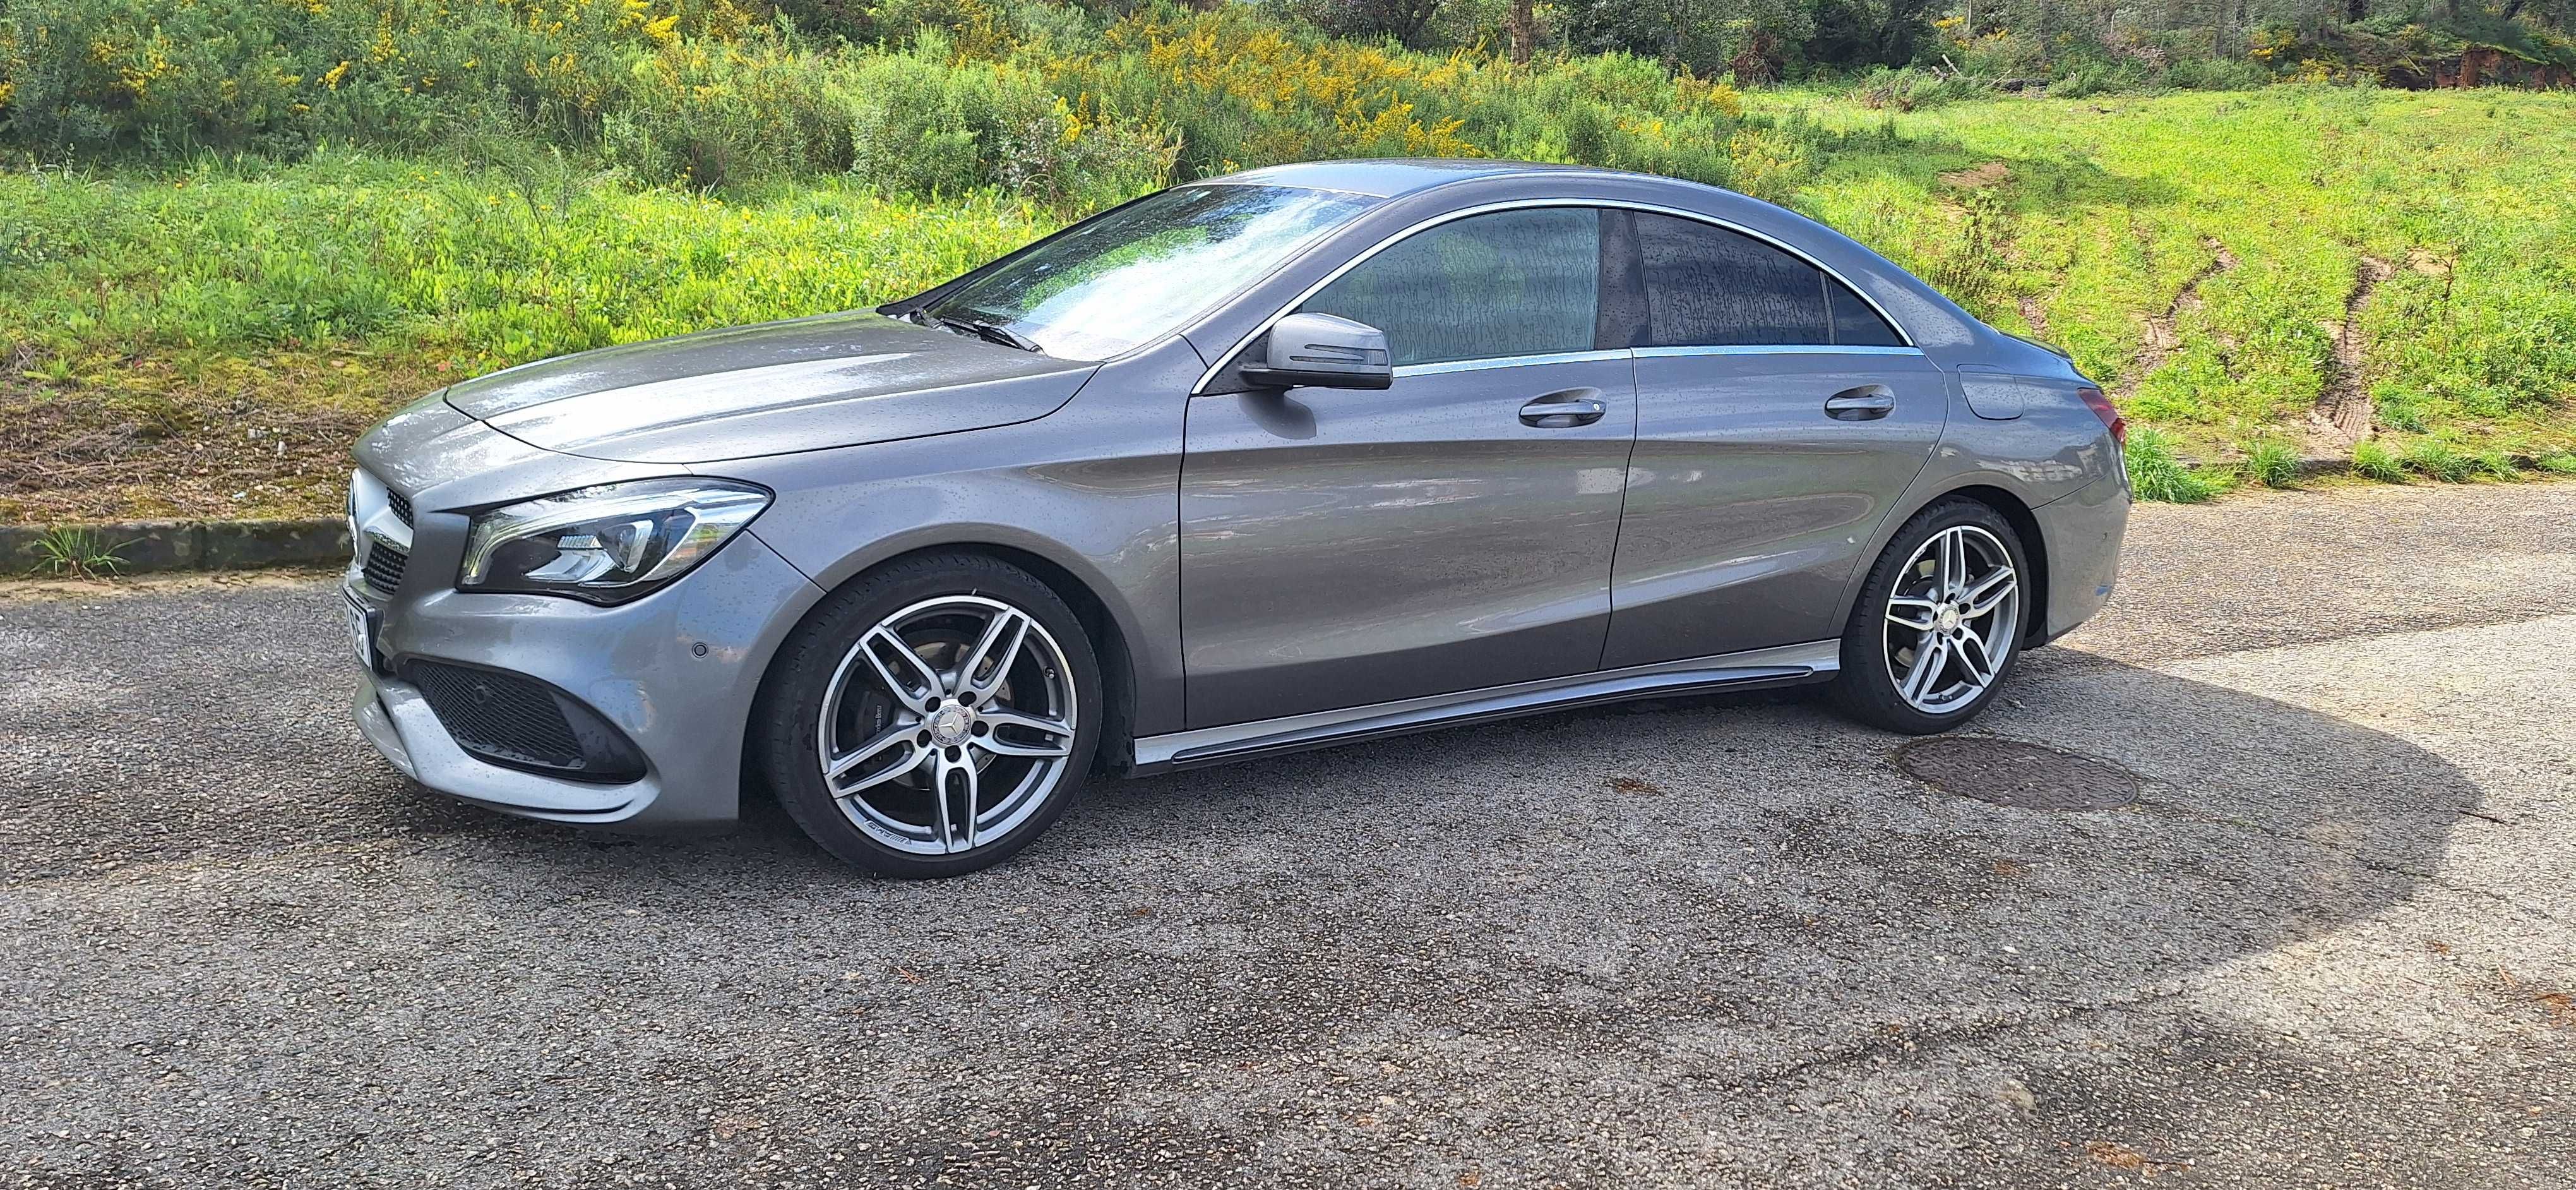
[{"x1": 743, "y1": 541, "x2": 1141, "y2": 805}]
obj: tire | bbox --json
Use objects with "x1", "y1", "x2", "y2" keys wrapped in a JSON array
[
  {"x1": 754, "y1": 551, "x2": 1102, "y2": 877},
  {"x1": 1828, "y1": 498, "x2": 2032, "y2": 735}
]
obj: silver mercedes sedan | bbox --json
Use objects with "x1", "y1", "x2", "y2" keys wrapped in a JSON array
[{"x1": 345, "y1": 160, "x2": 2130, "y2": 876}]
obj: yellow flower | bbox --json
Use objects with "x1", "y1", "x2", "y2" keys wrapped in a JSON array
[{"x1": 321, "y1": 60, "x2": 351, "y2": 89}]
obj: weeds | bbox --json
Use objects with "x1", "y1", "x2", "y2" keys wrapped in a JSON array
[
  {"x1": 2241, "y1": 441, "x2": 2301, "y2": 488},
  {"x1": 25, "y1": 527, "x2": 136, "y2": 579},
  {"x1": 2401, "y1": 438, "x2": 2477, "y2": 483},
  {"x1": 2125, "y1": 428, "x2": 2227, "y2": 503},
  {"x1": 2351, "y1": 440, "x2": 2408, "y2": 482}
]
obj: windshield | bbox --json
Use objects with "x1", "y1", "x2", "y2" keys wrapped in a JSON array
[{"x1": 922, "y1": 184, "x2": 1379, "y2": 361}]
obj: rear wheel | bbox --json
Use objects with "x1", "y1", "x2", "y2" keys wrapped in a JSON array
[
  {"x1": 756, "y1": 553, "x2": 1100, "y2": 877},
  {"x1": 1828, "y1": 499, "x2": 2028, "y2": 734}
]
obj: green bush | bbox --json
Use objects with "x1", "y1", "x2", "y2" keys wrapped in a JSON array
[
  {"x1": 2049, "y1": 61, "x2": 2156, "y2": 99},
  {"x1": 1846, "y1": 66, "x2": 1993, "y2": 112},
  {"x1": 2164, "y1": 56, "x2": 2270, "y2": 92},
  {"x1": 844, "y1": 43, "x2": 1174, "y2": 206}
]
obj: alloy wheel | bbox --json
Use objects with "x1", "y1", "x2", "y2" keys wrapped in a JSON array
[
  {"x1": 1880, "y1": 525, "x2": 2020, "y2": 715},
  {"x1": 816, "y1": 595, "x2": 1079, "y2": 855}
]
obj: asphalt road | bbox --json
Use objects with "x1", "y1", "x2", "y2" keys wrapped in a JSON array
[{"x1": 4, "y1": 481, "x2": 2571, "y2": 1188}]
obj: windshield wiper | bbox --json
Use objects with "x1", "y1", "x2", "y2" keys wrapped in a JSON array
[
  {"x1": 956, "y1": 317, "x2": 1043, "y2": 353},
  {"x1": 914, "y1": 309, "x2": 1041, "y2": 354}
]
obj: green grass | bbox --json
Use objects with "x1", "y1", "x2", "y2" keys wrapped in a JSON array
[
  {"x1": 5, "y1": 85, "x2": 2576, "y2": 517},
  {"x1": 1770, "y1": 85, "x2": 2576, "y2": 495},
  {"x1": 0, "y1": 152, "x2": 1050, "y2": 381}
]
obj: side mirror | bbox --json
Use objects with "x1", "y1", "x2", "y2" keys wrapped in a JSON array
[{"x1": 1241, "y1": 312, "x2": 1393, "y2": 390}]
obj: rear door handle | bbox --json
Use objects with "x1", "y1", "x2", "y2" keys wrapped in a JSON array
[
  {"x1": 1519, "y1": 389, "x2": 1608, "y2": 429},
  {"x1": 1823, "y1": 385, "x2": 1896, "y2": 421}
]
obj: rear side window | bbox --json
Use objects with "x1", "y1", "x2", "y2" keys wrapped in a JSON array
[
  {"x1": 1827, "y1": 279, "x2": 1904, "y2": 346},
  {"x1": 1301, "y1": 208, "x2": 1601, "y2": 367},
  {"x1": 1628, "y1": 212, "x2": 1902, "y2": 348}
]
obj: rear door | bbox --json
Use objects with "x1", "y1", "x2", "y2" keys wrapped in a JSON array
[
  {"x1": 1179, "y1": 207, "x2": 1638, "y2": 728},
  {"x1": 1601, "y1": 210, "x2": 1947, "y2": 668}
]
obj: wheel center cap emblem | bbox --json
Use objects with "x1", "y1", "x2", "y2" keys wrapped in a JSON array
[
  {"x1": 929, "y1": 704, "x2": 974, "y2": 746},
  {"x1": 1936, "y1": 604, "x2": 1964, "y2": 634}
]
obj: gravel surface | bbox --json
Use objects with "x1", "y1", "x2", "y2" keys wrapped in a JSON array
[{"x1": 4, "y1": 481, "x2": 2571, "y2": 1188}]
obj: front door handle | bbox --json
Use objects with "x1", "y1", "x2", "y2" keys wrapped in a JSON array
[
  {"x1": 1520, "y1": 389, "x2": 1608, "y2": 429},
  {"x1": 1824, "y1": 386, "x2": 1897, "y2": 421}
]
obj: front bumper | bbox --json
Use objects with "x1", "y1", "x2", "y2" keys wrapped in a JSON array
[{"x1": 347, "y1": 527, "x2": 825, "y2": 833}]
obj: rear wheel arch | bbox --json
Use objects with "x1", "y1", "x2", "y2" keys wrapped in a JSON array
[
  {"x1": 1937, "y1": 486, "x2": 2049, "y2": 644},
  {"x1": 1844, "y1": 483, "x2": 2051, "y2": 646}
]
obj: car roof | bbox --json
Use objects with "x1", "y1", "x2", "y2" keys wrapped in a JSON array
[{"x1": 1208, "y1": 159, "x2": 1645, "y2": 200}]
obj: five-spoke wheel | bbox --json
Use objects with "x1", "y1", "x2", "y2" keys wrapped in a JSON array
[
  {"x1": 758, "y1": 554, "x2": 1099, "y2": 877},
  {"x1": 820, "y1": 595, "x2": 1080, "y2": 855},
  {"x1": 1880, "y1": 524, "x2": 2020, "y2": 714},
  {"x1": 1830, "y1": 500, "x2": 2029, "y2": 733}
]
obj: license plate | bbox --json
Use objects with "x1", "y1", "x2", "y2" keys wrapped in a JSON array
[{"x1": 344, "y1": 591, "x2": 381, "y2": 673}]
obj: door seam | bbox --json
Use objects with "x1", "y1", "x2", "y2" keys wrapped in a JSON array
[{"x1": 1594, "y1": 348, "x2": 1644, "y2": 673}]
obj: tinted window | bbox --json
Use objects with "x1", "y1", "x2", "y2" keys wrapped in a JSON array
[
  {"x1": 1827, "y1": 280, "x2": 1904, "y2": 346},
  {"x1": 929, "y1": 184, "x2": 1378, "y2": 361},
  {"x1": 1301, "y1": 208, "x2": 1600, "y2": 367},
  {"x1": 1634, "y1": 212, "x2": 1829, "y2": 347}
]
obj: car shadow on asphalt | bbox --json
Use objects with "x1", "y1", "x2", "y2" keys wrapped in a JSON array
[
  {"x1": 390, "y1": 646, "x2": 2505, "y2": 1179},
  {"x1": 480, "y1": 646, "x2": 2480, "y2": 958}
]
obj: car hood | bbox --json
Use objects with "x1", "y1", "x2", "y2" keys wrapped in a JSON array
[{"x1": 443, "y1": 310, "x2": 1099, "y2": 464}]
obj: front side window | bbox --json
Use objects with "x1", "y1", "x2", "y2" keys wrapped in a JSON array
[
  {"x1": 1299, "y1": 208, "x2": 1601, "y2": 368},
  {"x1": 926, "y1": 184, "x2": 1378, "y2": 361}
]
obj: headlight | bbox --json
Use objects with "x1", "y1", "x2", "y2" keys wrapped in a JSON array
[{"x1": 459, "y1": 478, "x2": 770, "y2": 604}]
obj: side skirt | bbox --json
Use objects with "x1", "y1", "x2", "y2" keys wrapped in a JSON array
[{"x1": 1126, "y1": 640, "x2": 1840, "y2": 776}]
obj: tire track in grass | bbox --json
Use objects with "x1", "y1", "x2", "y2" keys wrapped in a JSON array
[
  {"x1": 2309, "y1": 253, "x2": 2396, "y2": 448},
  {"x1": 2116, "y1": 235, "x2": 2238, "y2": 409}
]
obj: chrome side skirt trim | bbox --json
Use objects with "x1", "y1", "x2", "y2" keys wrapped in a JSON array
[{"x1": 1130, "y1": 640, "x2": 1840, "y2": 774}]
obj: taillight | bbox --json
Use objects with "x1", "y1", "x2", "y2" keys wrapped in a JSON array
[{"x1": 2078, "y1": 386, "x2": 2125, "y2": 448}]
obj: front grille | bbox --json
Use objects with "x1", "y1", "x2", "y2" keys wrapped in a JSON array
[
  {"x1": 360, "y1": 539, "x2": 409, "y2": 594},
  {"x1": 403, "y1": 659, "x2": 646, "y2": 783},
  {"x1": 386, "y1": 488, "x2": 414, "y2": 527}
]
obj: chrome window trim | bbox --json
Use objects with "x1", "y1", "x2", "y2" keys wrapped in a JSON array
[
  {"x1": 1392, "y1": 347, "x2": 1632, "y2": 379},
  {"x1": 1190, "y1": 196, "x2": 1918, "y2": 395},
  {"x1": 1633, "y1": 344, "x2": 1926, "y2": 359}
]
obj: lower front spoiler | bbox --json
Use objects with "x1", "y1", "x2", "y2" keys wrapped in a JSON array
[{"x1": 354, "y1": 676, "x2": 722, "y2": 833}]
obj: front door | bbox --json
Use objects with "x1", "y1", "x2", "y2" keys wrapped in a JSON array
[
  {"x1": 1601, "y1": 210, "x2": 1948, "y2": 668},
  {"x1": 1179, "y1": 207, "x2": 1637, "y2": 728}
]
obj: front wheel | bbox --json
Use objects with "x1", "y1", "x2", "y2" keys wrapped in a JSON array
[
  {"x1": 1828, "y1": 499, "x2": 2029, "y2": 734},
  {"x1": 754, "y1": 553, "x2": 1102, "y2": 877}
]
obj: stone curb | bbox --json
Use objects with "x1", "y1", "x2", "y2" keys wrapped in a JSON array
[{"x1": 1, "y1": 519, "x2": 348, "y2": 576}]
